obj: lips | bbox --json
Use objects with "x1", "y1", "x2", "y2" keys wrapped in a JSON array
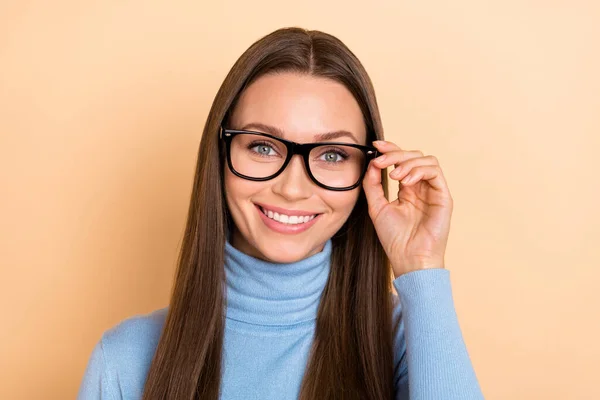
[
  {"x1": 254, "y1": 204, "x2": 321, "y2": 234},
  {"x1": 253, "y1": 202, "x2": 320, "y2": 217},
  {"x1": 258, "y1": 206, "x2": 317, "y2": 224}
]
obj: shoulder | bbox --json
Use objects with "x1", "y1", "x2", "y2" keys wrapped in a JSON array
[
  {"x1": 101, "y1": 306, "x2": 168, "y2": 360},
  {"x1": 78, "y1": 307, "x2": 169, "y2": 399},
  {"x1": 102, "y1": 306, "x2": 168, "y2": 345},
  {"x1": 100, "y1": 307, "x2": 169, "y2": 387}
]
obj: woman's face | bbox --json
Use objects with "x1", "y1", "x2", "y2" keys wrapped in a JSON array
[{"x1": 224, "y1": 72, "x2": 367, "y2": 263}]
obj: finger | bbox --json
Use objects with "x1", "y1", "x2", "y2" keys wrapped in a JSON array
[
  {"x1": 372, "y1": 140, "x2": 405, "y2": 152},
  {"x1": 373, "y1": 140, "x2": 422, "y2": 155},
  {"x1": 398, "y1": 165, "x2": 448, "y2": 192},
  {"x1": 362, "y1": 161, "x2": 389, "y2": 218},
  {"x1": 372, "y1": 149, "x2": 425, "y2": 170},
  {"x1": 389, "y1": 155, "x2": 439, "y2": 179}
]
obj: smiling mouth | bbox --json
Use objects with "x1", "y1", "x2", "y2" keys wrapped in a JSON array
[{"x1": 256, "y1": 205, "x2": 320, "y2": 225}]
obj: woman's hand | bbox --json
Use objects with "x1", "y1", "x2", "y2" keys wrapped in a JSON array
[{"x1": 362, "y1": 140, "x2": 454, "y2": 279}]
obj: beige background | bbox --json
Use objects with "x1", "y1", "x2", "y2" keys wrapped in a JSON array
[{"x1": 1, "y1": 1, "x2": 599, "y2": 399}]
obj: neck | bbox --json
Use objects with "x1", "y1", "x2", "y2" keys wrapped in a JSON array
[{"x1": 224, "y1": 234, "x2": 333, "y2": 326}]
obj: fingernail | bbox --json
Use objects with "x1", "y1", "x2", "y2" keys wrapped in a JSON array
[
  {"x1": 375, "y1": 155, "x2": 386, "y2": 163},
  {"x1": 373, "y1": 140, "x2": 385, "y2": 146},
  {"x1": 401, "y1": 175, "x2": 412, "y2": 184}
]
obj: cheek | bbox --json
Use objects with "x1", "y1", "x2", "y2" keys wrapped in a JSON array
[
  {"x1": 223, "y1": 167, "x2": 235, "y2": 197},
  {"x1": 223, "y1": 167, "x2": 264, "y2": 211},
  {"x1": 323, "y1": 189, "x2": 361, "y2": 216},
  {"x1": 224, "y1": 168, "x2": 248, "y2": 207}
]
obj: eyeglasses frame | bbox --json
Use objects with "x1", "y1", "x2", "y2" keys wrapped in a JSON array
[{"x1": 220, "y1": 127, "x2": 380, "y2": 191}]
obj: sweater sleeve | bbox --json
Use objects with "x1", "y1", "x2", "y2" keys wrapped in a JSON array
[
  {"x1": 77, "y1": 337, "x2": 119, "y2": 400},
  {"x1": 392, "y1": 269, "x2": 484, "y2": 400}
]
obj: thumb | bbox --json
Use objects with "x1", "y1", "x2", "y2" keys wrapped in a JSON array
[{"x1": 362, "y1": 163, "x2": 388, "y2": 219}]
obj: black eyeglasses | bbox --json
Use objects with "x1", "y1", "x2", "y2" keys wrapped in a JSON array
[{"x1": 219, "y1": 127, "x2": 379, "y2": 191}]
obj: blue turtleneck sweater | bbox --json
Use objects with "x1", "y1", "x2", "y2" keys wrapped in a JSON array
[{"x1": 77, "y1": 238, "x2": 483, "y2": 399}]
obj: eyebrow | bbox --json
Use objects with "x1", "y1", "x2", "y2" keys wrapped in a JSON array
[{"x1": 239, "y1": 122, "x2": 360, "y2": 144}]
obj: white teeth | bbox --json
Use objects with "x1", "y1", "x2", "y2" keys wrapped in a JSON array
[{"x1": 260, "y1": 206, "x2": 317, "y2": 225}]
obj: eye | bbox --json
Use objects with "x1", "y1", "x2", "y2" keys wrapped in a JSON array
[
  {"x1": 317, "y1": 148, "x2": 349, "y2": 163},
  {"x1": 248, "y1": 141, "x2": 279, "y2": 157}
]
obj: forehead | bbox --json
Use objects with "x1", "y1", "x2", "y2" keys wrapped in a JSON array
[{"x1": 229, "y1": 72, "x2": 367, "y2": 145}]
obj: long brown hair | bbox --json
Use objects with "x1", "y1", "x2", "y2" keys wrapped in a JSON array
[{"x1": 142, "y1": 27, "x2": 393, "y2": 400}]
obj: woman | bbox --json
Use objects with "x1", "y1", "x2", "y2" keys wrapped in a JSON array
[{"x1": 78, "y1": 27, "x2": 483, "y2": 399}]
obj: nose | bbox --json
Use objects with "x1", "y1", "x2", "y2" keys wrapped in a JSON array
[{"x1": 271, "y1": 155, "x2": 313, "y2": 201}]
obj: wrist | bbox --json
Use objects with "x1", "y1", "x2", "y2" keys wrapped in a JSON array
[{"x1": 392, "y1": 263, "x2": 445, "y2": 280}]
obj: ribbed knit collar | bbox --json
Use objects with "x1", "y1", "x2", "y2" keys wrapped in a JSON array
[{"x1": 224, "y1": 238, "x2": 332, "y2": 326}]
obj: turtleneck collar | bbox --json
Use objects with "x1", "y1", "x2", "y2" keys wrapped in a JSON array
[{"x1": 224, "y1": 237, "x2": 332, "y2": 326}]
